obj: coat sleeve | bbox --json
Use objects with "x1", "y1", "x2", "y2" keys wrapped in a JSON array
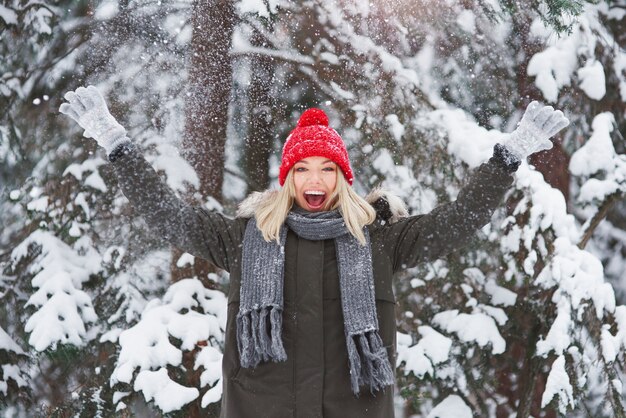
[
  {"x1": 383, "y1": 144, "x2": 520, "y2": 273},
  {"x1": 108, "y1": 142, "x2": 244, "y2": 272}
]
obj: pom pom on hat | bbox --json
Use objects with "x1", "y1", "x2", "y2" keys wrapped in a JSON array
[
  {"x1": 278, "y1": 108, "x2": 353, "y2": 186},
  {"x1": 296, "y1": 108, "x2": 329, "y2": 127}
]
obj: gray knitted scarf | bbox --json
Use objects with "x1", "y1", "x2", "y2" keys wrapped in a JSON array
[{"x1": 236, "y1": 208, "x2": 394, "y2": 395}]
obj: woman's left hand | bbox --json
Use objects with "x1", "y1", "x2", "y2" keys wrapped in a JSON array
[{"x1": 502, "y1": 101, "x2": 570, "y2": 160}]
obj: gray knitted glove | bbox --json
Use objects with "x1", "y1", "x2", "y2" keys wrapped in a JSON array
[
  {"x1": 59, "y1": 85, "x2": 130, "y2": 155},
  {"x1": 502, "y1": 101, "x2": 570, "y2": 160}
]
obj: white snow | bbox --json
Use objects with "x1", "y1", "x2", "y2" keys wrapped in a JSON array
[
  {"x1": 577, "y1": 60, "x2": 606, "y2": 100},
  {"x1": 536, "y1": 299, "x2": 572, "y2": 357},
  {"x1": 26, "y1": 196, "x2": 48, "y2": 212},
  {"x1": 570, "y1": 113, "x2": 615, "y2": 177},
  {"x1": 432, "y1": 310, "x2": 506, "y2": 354},
  {"x1": 194, "y1": 345, "x2": 223, "y2": 406},
  {"x1": 513, "y1": 165, "x2": 579, "y2": 243},
  {"x1": 134, "y1": 368, "x2": 199, "y2": 413},
  {"x1": 600, "y1": 306, "x2": 626, "y2": 363},
  {"x1": 570, "y1": 113, "x2": 625, "y2": 204},
  {"x1": 396, "y1": 327, "x2": 452, "y2": 379},
  {"x1": 74, "y1": 192, "x2": 91, "y2": 220},
  {"x1": 423, "y1": 108, "x2": 501, "y2": 169},
  {"x1": 329, "y1": 81, "x2": 355, "y2": 100},
  {"x1": 112, "y1": 391, "x2": 130, "y2": 404},
  {"x1": 527, "y1": 3, "x2": 618, "y2": 104},
  {"x1": 320, "y1": 51, "x2": 339, "y2": 65},
  {"x1": 385, "y1": 114, "x2": 405, "y2": 143},
  {"x1": 176, "y1": 253, "x2": 195, "y2": 268},
  {"x1": 527, "y1": 41, "x2": 578, "y2": 102},
  {"x1": 541, "y1": 355, "x2": 575, "y2": 413},
  {"x1": 427, "y1": 395, "x2": 473, "y2": 418},
  {"x1": 0, "y1": 365, "x2": 27, "y2": 395},
  {"x1": 107, "y1": 250, "x2": 171, "y2": 324},
  {"x1": 0, "y1": 327, "x2": 23, "y2": 354},
  {"x1": 23, "y1": 6, "x2": 53, "y2": 35},
  {"x1": 535, "y1": 237, "x2": 615, "y2": 356},
  {"x1": 149, "y1": 143, "x2": 199, "y2": 193},
  {"x1": 94, "y1": 0, "x2": 119, "y2": 20},
  {"x1": 237, "y1": 0, "x2": 279, "y2": 17},
  {"x1": 456, "y1": 10, "x2": 476, "y2": 34},
  {"x1": 11, "y1": 230, "x2": 100, "y2": 351},
  {"x1": 99, "y1": 328, "x2": 123, "y2": 344},
  {"x1": 614, "y1": 52, "x2": 626, "y2": 101},
  {"x1": 110, "y1": 279, "x2": 227, "y2": 412},
  {"x1": 63, "y1": 157, "x2": 107, "y2": 192},
  {"x1": 484, "y1": 280, "x2": 517, "y2": 307},
  {"x1": 372, "y1": 149, "x2": 434, "y2": 213},
  {"x1": 0, "y1": 5, "x2": 17, "y2": 25}
]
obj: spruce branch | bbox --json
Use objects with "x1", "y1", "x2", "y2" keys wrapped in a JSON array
[{"x1": 578, "y1": 192, "x2": 625, "y2": 250}]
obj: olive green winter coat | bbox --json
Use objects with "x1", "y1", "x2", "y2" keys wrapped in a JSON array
[{"x1": 110, "y1": 143, "x2": 518, "y2": 418}]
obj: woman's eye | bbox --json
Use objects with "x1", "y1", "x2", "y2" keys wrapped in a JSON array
[
  {"x1": 323, "y1": 167, "x2": 335, "y2": 172},
  {"x1": 295, "y1": 167, "x2": 306, "y2": 172}
]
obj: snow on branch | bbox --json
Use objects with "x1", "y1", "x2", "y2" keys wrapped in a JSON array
[
  {"x1": 0, "y1": 326, "x2": 28, "y2": 397},
  {"x1": 570, "y1": 112, "x2": 625, "y2": 205},
  {"x1": 396, "y1": 326, "x2": 452, "y2": 379},
  {"x1": 499, "y1": 157, "x2": 626, "y2": 413},
  {"x1": 427, "y1": 394, "x2": 473, "y2": 418},
  {"x1": 433, "y1": 310, "x2": 506, "y2": 355},
  {"x1": 541, "y1": 355, "x2": 575, "y2": 413},
  {"x1": 10, "y1": 230, "x2": 100, "y2": 351},
  {"x1": 527, "y1": 3, "x2": 623, "y2": 103},
  {"x1": 109, "y1": 278, "x2": 227, "y2": 413},
  {"x1": 0, "y1": 327, "x2": 24, "y2": 355}
]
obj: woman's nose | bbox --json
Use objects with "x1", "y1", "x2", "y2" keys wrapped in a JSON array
[{"x1": 309, "y1": 170, "x2": 323, "y2": 183}]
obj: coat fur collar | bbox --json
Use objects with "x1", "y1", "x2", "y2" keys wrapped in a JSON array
[{"x1": 236, "y1": 187, "x2": 408, "y2": 224}]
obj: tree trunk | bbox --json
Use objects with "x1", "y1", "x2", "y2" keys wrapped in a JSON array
[
  {"x1": 183, "y1": 0, "x2": 235, "y2": 202},
  {"x1": 172, "y1": 4, "x2": 236, "y2": 268},
  {"x1": 528, "y1": 141, "x2": 570, "y2": 203},
  {"x1": 243, "y1": 29, "x2": 276, "y2": 192},
  {"x1": 173, "y1": 3, "x2": 236, "y2": 414}
]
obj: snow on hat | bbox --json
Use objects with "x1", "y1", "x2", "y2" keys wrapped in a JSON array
[{"x1": 278, "y1": 108, "x2": 354, "y2": 186}]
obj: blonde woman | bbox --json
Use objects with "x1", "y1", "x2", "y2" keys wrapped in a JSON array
[{"x1": 60, "y1": 86, "x2": 568, "y2": 417}]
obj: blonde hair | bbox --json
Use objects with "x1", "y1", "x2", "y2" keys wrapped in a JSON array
[{"x1": 255, "y1": 169, "x2": 376, "y2": 245}]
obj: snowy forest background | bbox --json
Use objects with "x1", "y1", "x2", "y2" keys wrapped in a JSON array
[{"x1": 1, "y1": 0, "x2": 625, "y2": 416}]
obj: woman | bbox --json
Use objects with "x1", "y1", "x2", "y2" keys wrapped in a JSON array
[{"x1": 60, "y1": 86, "x2": 568, "y2": 417}]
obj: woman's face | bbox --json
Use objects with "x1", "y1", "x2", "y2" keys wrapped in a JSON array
[{"x1": 292, "y1": 156, "x2": 338, "y2": 212}]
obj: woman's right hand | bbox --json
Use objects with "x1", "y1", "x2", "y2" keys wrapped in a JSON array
[{"x1": 59, "y1": 85, "x2": 130, "y2": 155}]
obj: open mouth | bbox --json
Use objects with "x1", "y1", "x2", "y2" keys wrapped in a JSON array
[{"x1": 304, "y1": 190, "x2": 327, "y2": 209}]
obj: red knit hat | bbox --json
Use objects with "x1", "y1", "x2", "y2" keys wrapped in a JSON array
[{"x1": 278, "y1": 108, "x2": 353, "y2": 186}]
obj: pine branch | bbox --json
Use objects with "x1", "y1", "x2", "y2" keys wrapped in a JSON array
[{"x1": 578, "y1": 192, "x2": 625, "y2": 249}]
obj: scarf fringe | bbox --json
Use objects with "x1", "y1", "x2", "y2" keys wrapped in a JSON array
[
  {"x1": 236, "y1": 305, "x2": 287, "y2": 368},
  {"x1": 346, "y1": 331, "x2": 395, "y2": 395}
]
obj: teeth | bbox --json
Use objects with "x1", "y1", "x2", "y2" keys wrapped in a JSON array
[{"x1": 305, "y1": 191, "x2": 325, "y2": 195}]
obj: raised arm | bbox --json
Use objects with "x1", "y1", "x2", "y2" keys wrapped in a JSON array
[
  {"x1": 386, "y1": 102, "x2": 569, "y2": 272},
  {"x1": 59, "y1": 86, "x2": 243, "y2": 272}
]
